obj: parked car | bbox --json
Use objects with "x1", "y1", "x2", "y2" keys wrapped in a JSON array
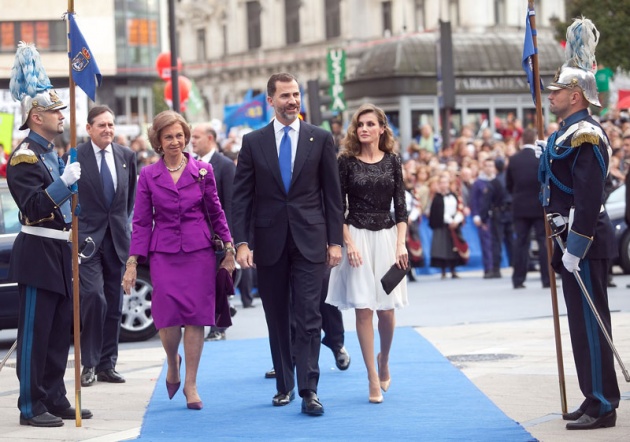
[
  {"x1": 0, "y1": 180, "x2": 157, "y2": 341},
  {"x1": 605, "y1": 183, "x2": 630, "y2": 273}
]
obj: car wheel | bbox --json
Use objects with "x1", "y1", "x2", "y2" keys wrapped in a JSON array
[
  {"x1": 620, "y1": 231, "x2": 630, "y2": 274},
  {"x1": 119, "y1": 265, "x2": 158, "y2": 342}
]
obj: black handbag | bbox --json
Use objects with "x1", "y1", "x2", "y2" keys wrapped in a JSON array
[
  {"x1": 197, "y1": 165, "x2": 225, "y2": 253},
  {"x1": 380, "y1": 263, "x2": 408, "y2": 295}
]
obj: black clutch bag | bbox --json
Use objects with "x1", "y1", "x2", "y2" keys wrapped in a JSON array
[{"x1": 380, "y1": 264, "x2": 408, "y2": 295}]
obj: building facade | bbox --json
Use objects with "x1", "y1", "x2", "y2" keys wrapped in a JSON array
[{"x1": 177, "y1": 0, "x2": 566, "y2": 148}]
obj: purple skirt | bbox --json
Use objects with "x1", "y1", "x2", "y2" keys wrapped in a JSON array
[{"x1": 149, "y1": 248, "x2": 216, "y2": 329}]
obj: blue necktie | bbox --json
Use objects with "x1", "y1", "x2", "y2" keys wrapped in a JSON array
[
  {"x1": 100, "y1": 149, "x2": 115, "y2": 207},
  {"x1": 279, "y1": 126, "x2": 292, "y2": 193}
]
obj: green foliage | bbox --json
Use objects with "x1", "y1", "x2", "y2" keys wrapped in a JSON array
[{"x1": 558, "y1": 1, "x2": 630, "y2": 71}]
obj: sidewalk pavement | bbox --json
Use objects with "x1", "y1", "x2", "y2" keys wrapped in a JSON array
[{"x1": 1, "y1": 309, "x2": 629, "y2": 440}]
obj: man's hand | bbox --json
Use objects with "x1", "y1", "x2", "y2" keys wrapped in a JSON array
[
  {"x1": 534, "y1": 140, "x2": 546, "y2": 159},
  {"x1": 327, "y1": 244, "x2": 342, "y2": 268},
  {"x1": 61, "y1": 159, "x2": 81, "y2": 186},
  {"x1": 562, "y1": 251, "x2": 581, "y2": 273},
  {"x1": 236, "y1": 244, "x2": 254, "y2": 269}
]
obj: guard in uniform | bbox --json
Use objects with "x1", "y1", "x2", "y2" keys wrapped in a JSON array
[
  {"x1": 537, "y1": 19, "x2": 619, "y2": 430},
  {"x1": 6, "y1": 42, "x2": 90, "y2": 427}
]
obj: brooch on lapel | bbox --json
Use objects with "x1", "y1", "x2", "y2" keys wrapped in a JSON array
[
  {"x1": 122, "y1": 163, "x2": 127, "y2": 168},
  {"x1": 199, "y1": 168, "x2": 207, "y2": 181},
  {"x1": 310, "y1": 137, "x2": 314, "y2": 142}
]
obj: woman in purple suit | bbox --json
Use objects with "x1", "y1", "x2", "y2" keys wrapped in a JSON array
[{"x1": 122, "y1": 111, "x2": 234, "y2": 410}]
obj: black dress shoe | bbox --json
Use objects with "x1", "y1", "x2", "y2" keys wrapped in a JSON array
[
  {"x1": 542, "y1": 283, "x2": 550, "y2": 288},
  {"x1": 265, "y1": 368, "x2": 276, "y2": 379},
  {"x1": 301, "y1": 391, "x2": 324, "y2": 416},
  {"x1": 20, "y1": 412, "x2": 64, "y2": 427},
  {"x1": 272, "y1": 390, "x2": 295, "y2": 406},
  {"x1": 49, "y1": 407, "x2": 93, "y2": 420},
  {"x1": 81, "y1": 367, "x2": 96, "y2": 387},
  {"x1": 97, "y1": 368, "x2": 126, "y2": 383},
  {"x1": 514, "y1": 284, "x2": 526, "y2": 289},
  {"x1": 562, "y1": 409, "x2": 584, "y2": 421},
  {"x1": 334, "y1": 347, "x2": 351, "y2": 371},
  {"x1": 566, "y1": 410, "x2": 616, "y2": 430}
]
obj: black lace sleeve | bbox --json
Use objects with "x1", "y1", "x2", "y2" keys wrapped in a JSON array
[{"x1": 392, "y1": 154, "x2": 408, "y2": 224}]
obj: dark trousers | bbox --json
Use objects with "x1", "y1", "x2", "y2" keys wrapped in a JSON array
[
  {"x1": 79, "y1": 231, "x2": 124, "y2": 371},
  {"x1": 560, "y1": 258, "x2": 620, "y2": 417},
  {"x1": 512, "y1": 216, "x2": 549, "y2": 287},
  {"x1": 239, "y1": 267, "x2": 254, "y2": 307},
  {"x1": 257, "y1": 231, "x2": 325, "y2": 397},
  {"x1": 477, "y1": 224, "x2": 493, "y2": 273},
  {"x1": 319, "y1": 267, "x2": 344, "y2": 353},
  {"x1": 17, "y1": 285, "x2": 72, "y2": 419},
  {"x1": 490, "y1": 213, "x2": 513, "y2": 270}
]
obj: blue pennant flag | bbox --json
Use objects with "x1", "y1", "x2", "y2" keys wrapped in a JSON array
[
  {"x1": 224, "y1": 91, "x2": 270, "y2": 132},
  {"x1": 522, "y1": 9, "x2": 543, "y2": 105},
  {"x1": 67, "y1": 13, "x2": 102, "y2": 101}
]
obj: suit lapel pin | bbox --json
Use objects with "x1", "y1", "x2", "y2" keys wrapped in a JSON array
[
  {"x1": 123, "y1": 163, "x2": 126, "y2": 168},
  {"x1": 310, "y1": 137, "x2": 314, "y2": 142}
]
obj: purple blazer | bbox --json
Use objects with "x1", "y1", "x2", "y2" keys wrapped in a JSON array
[{"x1": 129, "y1": 153, "x2": 231, "y2": 262}]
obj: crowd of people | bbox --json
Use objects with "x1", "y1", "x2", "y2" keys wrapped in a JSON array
[{"x1": 4, "y1": 25, "x2": 624, "y2": 431}]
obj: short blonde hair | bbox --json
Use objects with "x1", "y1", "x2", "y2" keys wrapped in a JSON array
[{"x1": 147, "y1": 110, "x2": 191, "y2": 154}]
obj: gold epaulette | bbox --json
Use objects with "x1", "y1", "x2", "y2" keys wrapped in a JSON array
[
  {"x1": 10, "y1": 143, "x2": 38, "y2": 166},
  {"x1": 570, "y1": 121, "x2": 603, "y2": 148}
]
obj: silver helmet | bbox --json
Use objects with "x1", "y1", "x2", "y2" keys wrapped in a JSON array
[
  {"x1": 9, "y1": 41, "x2": 67, "y2": 130},
  {"x1": 547, "y1": 66, "x2": 601, "y2": 107},
  {"x1": 18, "y1": 90, "x2": 67, "y2": 130}
]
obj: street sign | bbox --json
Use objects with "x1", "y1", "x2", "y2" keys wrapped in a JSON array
[{"x1": 327, "y1": 48, "x2": 346, "y2": 112}]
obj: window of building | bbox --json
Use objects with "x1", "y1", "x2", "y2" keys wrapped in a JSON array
[
  {"x1": 285, "y1": 0, "x2": 300, "y2": 45},
  {"x1": 196, "y1": 28, "x2": 206, "y2": 61},
  {"x1": 325, "y1": 0, "x2": 341, "y2": 39},
  {"x1": 0, "y1": 20, "x2": 66, "y2": 53},
  {"x1": 247, "y1": 1, "x2": 262, "y2": 50},
  {"x1": 449, "y1": 0, "x2": 459, "y2": 27},
  {"x1": 494, "y1": 0, "x2": 506, "y2": 25},
  {"x1": 414, "y1": 0, "x2": 425, "y2": 31},
  {"x1": 382, "y1": 1, "x2": 393, "y2": 36}
]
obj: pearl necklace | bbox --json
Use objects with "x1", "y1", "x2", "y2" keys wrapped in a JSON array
[{"x1": 164, "y1": 156, "x2": 186, "y2": 172}]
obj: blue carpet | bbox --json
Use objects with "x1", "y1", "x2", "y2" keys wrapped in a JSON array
[{"x1": 138, "y1": 327, "x2": 535, "y2": 441}]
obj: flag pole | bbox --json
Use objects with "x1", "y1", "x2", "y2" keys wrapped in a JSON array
[
  {"x1": 66, "y1": 0, "x2": 82, "y2": 427},
  {"x1": 527, "y1": 0, "x2": 568, "y2": 414}
]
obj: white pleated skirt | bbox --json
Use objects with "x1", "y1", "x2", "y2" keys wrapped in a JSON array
[{"x1": 326, "y1": 225, "x2": 409, "y2": 311}]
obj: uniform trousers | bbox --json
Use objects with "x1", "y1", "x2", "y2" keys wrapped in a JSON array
[
  {"x1": 17, "y1": 285, "x2": 72, "y2": 419},
  {"x1": 560, "y1": 258, "x2": 620, "y2": 417}
]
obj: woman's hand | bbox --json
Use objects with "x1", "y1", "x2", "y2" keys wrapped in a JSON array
[
  {"x1": 122, "y1": 266, "x2": 137, "y2": 295},
  {"x1": 346, "y1": 243, "x2": 363, "y2": 268},
  {"x1": 396, "y1": 242, "x2": 409, "y2": 269},
  {"x1": 220, "y1": 252, "x2": 236, "y2": 274}
]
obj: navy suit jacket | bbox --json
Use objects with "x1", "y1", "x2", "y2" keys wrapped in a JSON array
[
  {"x1": 233, "y1": 120, "x2": 343, "y2": 266},
  {"x1": 75, "y1": 141, "x2": 137, "y2": 264},
  {"x1": 506, "y1": 147, "x2": 544, "y2": 219},
  {"x1": 209, "y1": 151, "x2": 235, "y2": 232}
]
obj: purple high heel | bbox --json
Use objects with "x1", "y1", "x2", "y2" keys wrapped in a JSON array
[
  {"x1": 166, "y1": 354, "x2": 182, "y2": 400},
  {"x1": 184, "y1": 391, "x2": 203, "y2": 410}
]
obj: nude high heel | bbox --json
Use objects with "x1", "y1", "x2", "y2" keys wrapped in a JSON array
[
  {"x1": 368, "y1": 377, "x2": 383, "y2": 404},
  {"x1": 377, "y1": 353, "x2": 391, "y2": 392}
]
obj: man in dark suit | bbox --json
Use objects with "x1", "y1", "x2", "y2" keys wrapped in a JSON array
[
  {"x1": 233, "y1": 72, "x2": 343, "y2": 416},
  {"x1": 191, "y1": 123, "x2": 242, "y2": 341},
  {"x1": 506, "y1": 128, "x2": 550, "y2": 289},
  {"x1": 76, "y1": 105, "x2": 137, "y2": 387}
]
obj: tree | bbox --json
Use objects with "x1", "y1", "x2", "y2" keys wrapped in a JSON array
[{"x1": 558, "y1": 1, "x2": 630, "y2": 71}]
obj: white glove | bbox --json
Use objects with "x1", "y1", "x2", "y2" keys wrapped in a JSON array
[
  {"x1": 534, "y1": 140, "x2": 546, "y2": 159},
  {"x1": 61, "y1": 159, "x2": 81, "y2": 187},
  {"x1": 562, "y1": 251, "x2": 581, "y2": 273}
]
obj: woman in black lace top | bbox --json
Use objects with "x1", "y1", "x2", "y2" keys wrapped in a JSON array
[{"x1": 326, "y1": 104, "x2": 409, "y2": 404}]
